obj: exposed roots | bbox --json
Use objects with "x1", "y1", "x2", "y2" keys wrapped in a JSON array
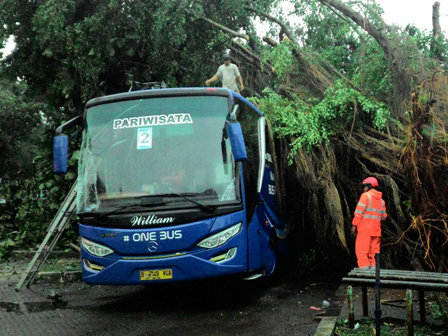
[
  {"x1": 399, "y1": 72, "x2": 448, "y2": 270},
  {"x1": 270, "y1": 72, "x2": 448, "y2": 271}
]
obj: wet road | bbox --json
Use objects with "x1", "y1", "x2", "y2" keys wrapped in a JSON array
[{"x1": 0, "y1": 270, "x2": 338, "y2": 336}]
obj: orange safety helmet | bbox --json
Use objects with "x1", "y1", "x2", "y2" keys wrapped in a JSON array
[{"x1": 362, "y1": 177, "x2": 378, "y2": 187}]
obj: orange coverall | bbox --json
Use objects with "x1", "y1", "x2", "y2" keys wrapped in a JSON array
[{"x1": 352, "y1": 189, "x2": 387, "y2": 268}]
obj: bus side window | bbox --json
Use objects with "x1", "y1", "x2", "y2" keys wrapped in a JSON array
[
  {"x1": 264, "y1": 119, "x2": 283, "y2": 214},
  {"x1": 235, "y1": 100, "x2": 260, "y2": 221}
]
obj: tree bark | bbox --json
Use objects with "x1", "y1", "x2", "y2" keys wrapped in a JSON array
[
  {"x1": 431, "y1": 2, "x2": 443, "y2": 61},
  {"x1": 432, "y1": 2, "x2": 442, "y2": 41}
]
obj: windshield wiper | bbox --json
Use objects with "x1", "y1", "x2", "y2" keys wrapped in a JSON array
[
  {"x1": 157, "y1": 193, "x2": 216, "y2": 213},
  {"x1": 93, "y1": 193, "x2": 215, "y2": 219},
  {"x1": 96, "y1": 198, "x2": 167, "y2": 219}
]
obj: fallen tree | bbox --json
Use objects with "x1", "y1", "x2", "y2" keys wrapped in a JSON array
[{"x1": 201, "y1": 0, "x2": 448, "y2": 271}]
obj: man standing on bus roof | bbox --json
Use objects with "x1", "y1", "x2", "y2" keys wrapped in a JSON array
[
  {"x1": 352, "y1": 177, "x2": 387, "y2": 269},
  {"x1": 205, "y1": 53, "x2": 244, "y2": 94}
]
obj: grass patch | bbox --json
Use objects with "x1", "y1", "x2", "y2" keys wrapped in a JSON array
[
  {"x1": 335, "y1": 317, "x2": 446, "y2": 335},
  {"x1": 40, "y1": 259, "x2": 80, "y2": 272}
]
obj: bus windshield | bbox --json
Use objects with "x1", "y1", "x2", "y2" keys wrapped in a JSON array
[{"x1": 77, "y1": 95, "x2": 238, "y2": 213}]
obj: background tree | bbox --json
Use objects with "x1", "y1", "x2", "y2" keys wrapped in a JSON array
[
  {"x1": 0, "y1": 80, "x2": 44, "y2": 180},
  {"x1": 0, "y1": 0, "x2": 274, "y2": 115},
  {"x1": 0, "y1": 78, "x2": 79, "y2": 257},
  {"x1": 0, "y1": 0, "x2": 275, "y2": 258}
]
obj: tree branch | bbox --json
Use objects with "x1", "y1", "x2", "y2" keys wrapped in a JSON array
[
  {"x1": 263, "y1": 36, "x2": 278, "y2": 47},
  {"x1": 256, "y1": 15, "x2": 333, "y2": 97},
  {"x1": 200, "y1": 16, "x2": 249, "y2": 40},
  {"x1": 232, "y1": 40, "x2": 261, "y2": 63},
  {"x1": 318, "y1": 0, "x2": 393, "y2": 58},
  {"x1": 227, "y1": 45, "x2": 255, "y2": 67},
  {"x1": 244, "y1": 5, "x2": 299, "y2": 45},
  {"x1": 326, "y1": 5, "x2": 367, "y2": 43},
  {"x1": 231, "y1": 40, "x2": 275, "y2": 73},
  {"x1": 318, "y1": 0, "x2": 411, "y2": 112}
]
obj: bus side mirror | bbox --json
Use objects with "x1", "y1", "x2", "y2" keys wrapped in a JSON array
[
  {"x1": 226, "y1": 121, "x2": 247, "y2": 162},
  {"x1": 53, "y1": 116, "x2": 83, "y2": 174},
  {"x1": 53, "y1": 135, "x2": 68, "y2": 174}
]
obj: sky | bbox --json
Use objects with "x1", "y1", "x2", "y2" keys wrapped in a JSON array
[
  {"x1": 379, "y1": 0, "x2": 447, "y2": 31},
  {"x1": 1, "y1": 0, "x2": 447, "y2": 57}
]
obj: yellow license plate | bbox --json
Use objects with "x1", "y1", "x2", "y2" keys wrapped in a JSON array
[{"x1": 140, "y1": 269, "x2": 173, "y2": 281}]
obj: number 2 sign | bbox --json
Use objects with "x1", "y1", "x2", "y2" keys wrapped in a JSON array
[{"x1": 137, "y1": 127, "x2": 152, "y2": 149}]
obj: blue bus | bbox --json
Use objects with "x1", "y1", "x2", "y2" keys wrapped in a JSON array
[{"x1": 54, "y1": 88, "x2": 288, "y2": 285}]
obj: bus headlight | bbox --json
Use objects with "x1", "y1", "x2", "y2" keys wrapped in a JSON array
[
  {"x1": 197, "y1": 223, "x2": 242, "y2": 249},
  {"x1": 81, "y1": 237, "x2": 114, "y2": 257}
]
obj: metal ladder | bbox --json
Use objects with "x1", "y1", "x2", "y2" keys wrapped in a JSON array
[{"x1": 15, "y1": 181, "x2": 78, "y2": 291}]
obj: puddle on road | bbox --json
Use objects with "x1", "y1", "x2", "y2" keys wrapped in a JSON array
[
  {"x1": 0, "y1": 301, "x2": 22, "y2": 313},
  {"x1": 24, "y1": 300, "x2": 68, "y2": 312},
  {"x1": 0, "y1": 300, "x2": 70, "y2": 313}
]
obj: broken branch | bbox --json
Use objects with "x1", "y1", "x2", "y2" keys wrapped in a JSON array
[{"x1": 200, "y1": 16, "x2": 249, "y2": 40}]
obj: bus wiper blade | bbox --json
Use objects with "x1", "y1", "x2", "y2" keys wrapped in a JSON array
[
  {"x1": 97, "y1": 201, "x2": 166, "y2": 219},
  {"x1": 158, "y1": 193, "x2": 216, "y2": 213}
]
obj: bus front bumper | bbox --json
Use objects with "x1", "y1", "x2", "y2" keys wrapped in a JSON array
[{"x1": 81, "y1": 245, "x2": 248, "y2": 285}]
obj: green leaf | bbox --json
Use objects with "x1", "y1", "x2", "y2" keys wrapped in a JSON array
[
  {"x1": 125, "y1": 33, "x2": 139, "y2": 40},
  {"x1": 43, "y1": 49, "x2": 53, "y2": 57},
  {"x1": 71, "y1": 150, "x2": 80, "y2": 160},
  {"x1": 5, "y1": 239, "x2": 15, "y2": 247},
  {"x1": 66, "y1": 171, "x2": 75, "y2": 180},
  {"x1": 18, "y1": 208, "x2": 27, "y2": 218}
]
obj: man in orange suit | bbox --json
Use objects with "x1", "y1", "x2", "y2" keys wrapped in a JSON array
[{"x1": 352, "y1": 177, "x2": 387, "y2": 269}]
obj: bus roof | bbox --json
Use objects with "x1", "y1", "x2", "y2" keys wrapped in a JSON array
[{"x1": 85, "y1": 87, "x2": 263, "y2": 116}]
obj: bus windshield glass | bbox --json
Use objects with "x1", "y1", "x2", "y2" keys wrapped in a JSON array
[{"x1": 77, "y1": 95, "x2": 238, "y2": 213}]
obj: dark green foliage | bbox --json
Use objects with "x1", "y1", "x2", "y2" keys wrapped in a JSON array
[
  {"x1": 0, "y1": 80, "x2": 45, "y2": 179},
  {"x1": 0, "y1": 0, "x2": 271, "y2": 114},
  {"x1": 0, "y1": 78, "x2": 80, "y2": 259},
  {"x1": 0, "y1": 119, "x2": 80, "y2": 259}
]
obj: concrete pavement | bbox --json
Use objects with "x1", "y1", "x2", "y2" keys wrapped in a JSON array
[{"x1": 0, "y1": 259, "x2": 339, "y2": 336}]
